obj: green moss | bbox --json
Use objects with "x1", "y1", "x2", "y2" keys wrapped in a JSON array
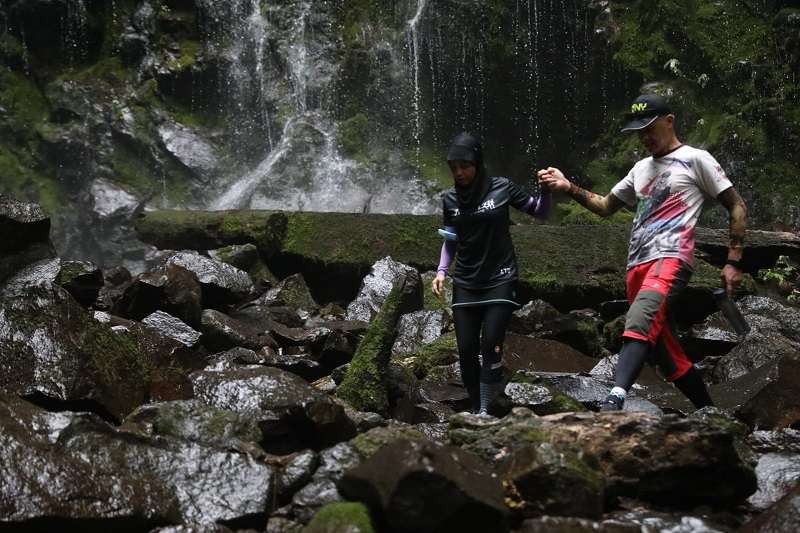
[
  {"x1": 398, "y1": 332, "x2": 458, "y2": 379},
  {"x1": 338, "y1": 113, "x2": 370, "y2": 161},
  {"x1": 303, "y1": 502, "x2": 375, "y2": 533},
  {"x1": 417, "y1": 147, "x2": 452, "y2": 192},
  {"x1": 337, "y1": 283, "x2": 404, "y2": 414},
  {"x1": 550, "y1": 392, "x2": 586, "y2": 413},
  {"x1": 167, "y1": 39, "x2": 201, "y2": 71},
  {"x1": 553, "y1": 201, "x2": 634, "y2": 226},
  {"x1": 0, "y1": 146, "x2": 62, "y2": 214},
  {"x1": 61, "y1": 56, "x2": 130, "y2": 87},
  {"x1": 0, "y1": 69, "x2": 48, "y2": 127},
  {"x1": 350, "y1": 425, "x2": 426, "y2": 459}
]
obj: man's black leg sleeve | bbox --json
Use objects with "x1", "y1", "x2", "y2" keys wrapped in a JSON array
[
  {"x1": 614, "y1": 339, "x2": 651, "y2": 391},
  {"x1": 673, "y1": 366, "x2": 714, "y2": 408}
]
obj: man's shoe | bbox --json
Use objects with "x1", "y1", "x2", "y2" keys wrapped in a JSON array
[{"x1": 599, "y1": 393, "x2": 624, "y2": 412}]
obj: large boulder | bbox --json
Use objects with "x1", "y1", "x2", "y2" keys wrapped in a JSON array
[
  {"x1": 0, "y1": 261, "x2": 196, "y2": 421},
  {"x1": 190, "y1": 365, "x2": 356, "y2": 453},
  {"x1": 746, "y1": 429, "x2": 800, "y2": 511},
  {"x1": 391, "y1": 309, "x2": 450, "y2": 356},
  {"x1": 338, "y1": 279, "x2": 409, "y2": 415},
  {"x1": 0, "y1": 195, "x2": 55, "y2": 284},
  {"x1": 55, "y1": 260, "x2": 104, "y2": 306},
  {"x1": 449, "y1": 407, "x2": 757, "y2": 508},
  {"x1": 166, "y1": 251, "x2": 254, "y2": 307},
  {"x1": 338, "y1": 439, "x2": 508, "y2": 533},
  {"x1": 741, "y1": 484, "x2": 800, "y2": 533}
]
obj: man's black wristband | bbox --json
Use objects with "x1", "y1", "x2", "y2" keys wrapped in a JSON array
[{"x1": 725, "y1": 259, "x2": 743, "y2": 270}]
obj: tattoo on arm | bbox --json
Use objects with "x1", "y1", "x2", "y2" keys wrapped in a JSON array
[
  {"x1": 567, "y1": 183, "x2": 625, "y2": 217},
  {"x1": 718, "y1": 187, "x2": 747, "y2": 257}
]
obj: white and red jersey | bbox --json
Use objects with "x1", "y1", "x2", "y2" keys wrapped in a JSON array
[{"x1": 611, "y1": 144, "x2": 733, "y2": 269}]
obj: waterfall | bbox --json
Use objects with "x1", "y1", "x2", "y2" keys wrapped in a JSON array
[{"x1": 406, "y1": 0, "x2": 428, "y2": 169}]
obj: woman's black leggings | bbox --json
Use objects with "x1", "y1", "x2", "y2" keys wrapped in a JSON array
[{"x1": 453, "y1": 304, "x2": 515, "y2": 388}]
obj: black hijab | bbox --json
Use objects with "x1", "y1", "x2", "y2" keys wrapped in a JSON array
[{"x1": 447, "y1": 132, "x2": 490, "y2": 210}]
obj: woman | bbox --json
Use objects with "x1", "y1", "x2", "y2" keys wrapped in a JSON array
[{"x1": 432, "y1": 133, "x2": 551, "y2": 415}]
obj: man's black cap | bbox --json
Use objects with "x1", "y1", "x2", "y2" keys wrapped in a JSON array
[{"x1": 621, "y1": 94, "x2": 673, "y2": 132}]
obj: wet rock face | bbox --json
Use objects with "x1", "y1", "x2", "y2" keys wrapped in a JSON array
[
  {"x1": 200, "y1": 308, "x2": 276, "y2": 352},
  {"x1": 1, "y1": 266, "x2": 194, "y2": 420},
  {"x1": 143, "y1": 311, "x2": 202, "y2": 348},
  {"x1": 158, "y1": 121, "x2": 219, "y2": 181},
  {"x1": 345, "y1": 257, "x2": 422, "y2": 322},
  {"x1": 0, "y1": 196, "x2": 56, "y2": 284},
  {"x1": 261, "y1": 273, "x2": 318, "y2": 314},
  {"x1": 56, "y1": 260, "x2": 104, "y2": 306},
  {"x1": 450, "y1": 407, "x2": 757, "y2": 509},
  {"x1": 741, "y1": 484, "x2": 800, "y2": 533},
  {"x1": 166, "y1": 251, "x2": 254, "y2": 306},
  {"x1": 391, "y1": 309, "x2": 449, "y2": 356},
  {"x1": 338, "y1": 439, "x2": 508, "y2": 533},
  {"x1": 0, "y1": 393, "x2": 175, "y2": 527},
  {"x1": 189, "y1": 365, "x2": 356, "y2": 453}
]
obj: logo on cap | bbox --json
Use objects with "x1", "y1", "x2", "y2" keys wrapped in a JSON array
[{"x1": 631, "y1": 103, "x2": 648, "y2": 113}]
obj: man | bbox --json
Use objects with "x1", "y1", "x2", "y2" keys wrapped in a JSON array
[{"x1": 538, "y1": 93, "x2": 747, "y2": 411}]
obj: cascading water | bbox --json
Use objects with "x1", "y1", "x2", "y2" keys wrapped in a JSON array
[
  {"x1": 406, "y1": 0, "x2": 428, "y2": 169},
  {"x1": 207, "y1": 0, "x2": 437, "y2": 214}
]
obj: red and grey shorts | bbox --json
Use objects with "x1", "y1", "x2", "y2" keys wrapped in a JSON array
[{"x1": 623, "y1": 257, "x2": 693, "y2": 381}]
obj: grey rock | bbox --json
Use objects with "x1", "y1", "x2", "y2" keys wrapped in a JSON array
[
  {"x1": 200, "y1": 308, "x2": 276, "y2": 352},
  {"x1": 158, "y1": 122, "x2": 219, "y2": 181},
  {"x1": 90, "y1": 178, "x2": 140, "y2": 219},
  {"x1": 345, "y1": 257, "x2": 422, "y2": 322},
  {"x1": 190, "y1": 365, "x2": 356, "y2": 453},
  {"x1": 391, "y1": 310, "x2": 449, "y2": 356},
  {"x1": 338, "y1": 438, "x2": 508, "y2": 533},
  {"x1": 142, "y1": 311, "x2": 202, "y2": 348},
  {"x1": 166, "y1": 251, "x2": 253, "y2": 306},
  {"x1": 56, "y1": 260, "x2": 103, "y2": 306}
]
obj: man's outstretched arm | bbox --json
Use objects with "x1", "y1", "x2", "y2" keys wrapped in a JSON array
[
  {"x1": 537, "y1": 167, "x2": 627, "y2": 218},
  {"x1": 717, "y1": 186, "x2": 747, "y2": 294}
]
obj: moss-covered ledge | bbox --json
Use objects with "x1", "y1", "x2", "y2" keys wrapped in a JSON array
[{"x1": 135, "y1": 210, "x2": 775, "y2": 313}]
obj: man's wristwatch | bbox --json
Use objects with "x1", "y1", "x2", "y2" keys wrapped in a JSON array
[{"x1": 725, "y1": 259, "x2": 743, "y2": 270}]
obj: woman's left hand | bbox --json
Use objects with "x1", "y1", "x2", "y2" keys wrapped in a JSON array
[{"x1": 432, "y1": 272, "x2": 446, "y2": 297}]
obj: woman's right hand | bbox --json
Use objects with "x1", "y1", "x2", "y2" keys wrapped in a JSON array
[{"x1": 431, "y1": 272, "x2": 446, "y2": 297}]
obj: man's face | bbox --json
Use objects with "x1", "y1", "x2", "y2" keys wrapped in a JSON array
[
  {"x1": 637, "y1": 115, "x2": 675, "y2": 155},
  {"x1": 448, "y1": 160, "x2": 477, "y2": 187}
]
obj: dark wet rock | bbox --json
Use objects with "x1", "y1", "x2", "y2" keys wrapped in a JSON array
[
  {"x1": 517, "y1": 516, "x2": 639, "y2": 533},
  {"x1": 530, "y1": 372, "x2": 661, "y2": 415},
  {"x1": 119, "y1": 29, "x2": 149, "y2": 67},
  {"x1": 121, "y1": 399, "x2": 263, "y2": 453},
  {"x1": 599, "y1": 299, "x2": 630, "y2": 321},
  {"x1": 499, "y1": 441, "x2": 605, "y2": 519},
  {"x1": 261, "y1": 273, "x2": 319, "y2": 313},
  {"x1": 415, "y1": 422, "x2": 449, "y2": 442},
  {"x1": 338, "y1": 439, "x2": 508, "y2": 533},
  {"x1": 602, "y1": 314, "x2": 626, "y2": 354},
  {"x1": 605, "y1": 508, "x2": 738, "y2": 533},
  {"x1": 207, "y1": 346, "x2": 266, "y2": 366},
  {"x1": 143, "y1": 311, "x2": 202, "y2": 348},
  {"x1": 713, "y1": 350, "x2": 800, "y2": 429},
  {"x1": 95, "y1": 265, "x2": 134, "y2": 311},
  {"x1": 208, "y1": 242, "x2": 277, "y2": 288},
  {"x1": 259, "y1": 348, "x2": 326, "y2": 382},
  {"x1": 157, "y1": 122, "x2": 219, "y2": 182},
  {"x1": 504, "y1": 334, "x2": 599, "y2": 374},
  {"x1": 55, "y1": 260, "x2": 103, "y2": 306},
  {"x1": 694, "y1": 227, "x2": 800, "y2": 273},
  {"x1": 233, "y1": 302, "x2": 305, "y2": 330},
  {"x1": 510, "y1": 299, "x2": 562, "y2": 335},
  {"x1": 406, "y1": 402, "x2": 455, "y2": 423},
  {"x1": 190, "y1": 365, "x2": 356, "y2": 453},
  {"x1": 90, "y1": 178, "x2": 140, "y2": 220},
  {"x1": 747, "y1": 449, "x2": 800, "y2": 511},
  {"x1": 1, "y1": 274, "x2": 195, "y2": 421},
  {"x1": 0, "y1": 195, "x2": 51, "y2": 254},
  {"x1": 0, "y1": 393, "x2": 176, "y2": 527},
  {"x1": 748, "y1": 428, "x2": 800, "y2": 454},
  {"x1": 286, "y1": 424, "x2": 427, "y2": 523},
  {"x1": 0, "y1": 196, "x2": 56, "y2": 285},
  {"x1": 63, "y1": 418, "x2": 274, "y2": 526},
  {"x1": 277, "y1": 449, "x2": 320, "y2": 500},
  {"x1": 114, "y1": 269, "x2": 170, "y2": 320},
  {"x1": 303, "y1": 502, "x2": 375, "y2": 533},
  {"x1": 741, "y1": 484, "x2": 800, "y2": 533},
  {"x1": 160, "y1": 263, "x2": 205, "y2": 328},
  {"x1": 504, "y1": 371, "x2": 586, "y2": 415},
  {"x1": 166, "y1": 251, "x2": 253, "y2": 306},
  {"x1": 345, "y1": 257, "x2": 422, "y2": 322},
  {"x1": 200, "y1": 309, "x2": 277, "y2": 352},
  {"x1": 391, "y1": 309, "x2": 449, "y2": 356},
  {"x1": 391, "y1": 332, "x2": 458, "y2": 380},
  {"x1": 450, "y1": 407, "x2": 756, "y2": 508},
  {"x1": 265, "y1": 517, "x2": 303, "y2": 533},
  {"x1": 711, "y1": 329, "x2": 800, "y2": 383}
]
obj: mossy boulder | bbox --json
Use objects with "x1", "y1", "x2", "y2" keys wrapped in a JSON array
[{"x1": 337, "y1": 281, "x2": 406, "y2": 415}]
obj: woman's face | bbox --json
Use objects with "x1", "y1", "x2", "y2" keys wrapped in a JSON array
[{"x1": 448, "y1": 160, "x2": 477, "y2": 188}]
